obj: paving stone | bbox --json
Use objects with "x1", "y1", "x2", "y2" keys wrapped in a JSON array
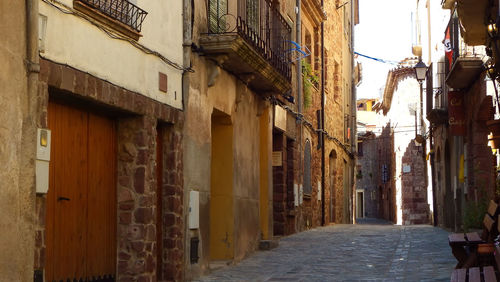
[{"x1": 196, "y1": 220, "x2": 456, "y2": 281}]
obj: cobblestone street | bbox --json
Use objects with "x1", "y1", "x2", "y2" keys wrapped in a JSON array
[{"x1": 197, "y1": 220, "x2": 456, "y2": 281}]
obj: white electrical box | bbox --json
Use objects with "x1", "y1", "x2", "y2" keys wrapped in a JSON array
[
  {"x1": 36, "y1": 128, "x2": 51, "y2": 194},
  {"x1": 294, "y1": 184, "x2": 298, "y2": 207},
  {"x1": 36, "y1": 160, "x2": 49, "y2": 194},
  {"x1": 299, "y1": 185, "x2": 303, "y2": 205},
  {"x1": 36, "y1": 128, "x2": 51, "y2": 161},
  {"x1": 189, "y1": 190, "x2": 199, "y2": 229}
]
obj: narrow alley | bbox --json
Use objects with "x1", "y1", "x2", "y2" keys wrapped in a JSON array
[
  {"x1": 4, "y1": 0, "x2": 500, "y2": 281},
  {"x1": 197, "y1": 220, "x2": 455, "y2": 281}
]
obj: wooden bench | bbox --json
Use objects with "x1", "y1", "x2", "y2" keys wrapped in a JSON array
[
  {"x1": 450, "y1": 266, "x2": 496, "y2": 282},
  {"x1": 449, "y1": 200, "x2": 499, "y2": 269}
]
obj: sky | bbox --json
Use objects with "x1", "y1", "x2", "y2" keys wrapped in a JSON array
[{"x1": 355, "y1": 0, "x2": 416, "y2": 99}]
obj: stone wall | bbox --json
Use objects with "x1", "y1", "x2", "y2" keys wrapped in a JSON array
[
  {"x1": 323, "y1": 0, "x2": 354, "y2": 224},
  {"x1": 377, "y1": 124, "x2": 397, "y2": 223},
  {"x1": 35, "y1": 58, "x2": 184, "y2": 281},
  {"x1": 0, "y1": 1, "x2": 36, "y2": 280},
  {"x1": 356, "y1": 134, "x2": 379, "y2": 218},
  {"x1": 401, "y1": 140, "x2": 430, "y2": 225}
]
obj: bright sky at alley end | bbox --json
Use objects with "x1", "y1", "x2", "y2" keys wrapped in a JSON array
[{"x1": 355, "y1": 0, "x2": 415, "y2": 99}]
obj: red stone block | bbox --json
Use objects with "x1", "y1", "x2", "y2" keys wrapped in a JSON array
[
  {"x1": 134, "y1": 167, "x2": 146, "y2": 193},
  {"x1": 74, "y1": 71, "x2": 86, "y2": 96},
  {"x1": 119, "y1": 251, "x2": 131, "y2": 260},
  {"x1": 134, "y1": 207, "x2": 153, "y2": 224},
  {"x1": 120, "y1": 212, "x2": 132, "y2": 224},
  {"x1": 48, "y1": 62, "x2": 62, "y2": 87}
]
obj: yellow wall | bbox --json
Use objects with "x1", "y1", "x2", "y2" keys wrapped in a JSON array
[
  {"x1": 39, "y1": 0, "x2": 183, "y2": 109},
  {"x1": 367, "y1": 100, "x2": 372, "y2": 112},
  {"x1": 210, "y1": 116, "x2": 234, "y2": 260}
]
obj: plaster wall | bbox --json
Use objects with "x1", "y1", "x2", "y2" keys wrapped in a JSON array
[
  {"x1": 184, "y1": 52, "x2": 265, "y2": 276},
  {"x1": 0, "y1": 1, "x2": 35, "y2": 280},
  {"x1": 38, "y1": 0, "x2": 183, "y2": 109}
]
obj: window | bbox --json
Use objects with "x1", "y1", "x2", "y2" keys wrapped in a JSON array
[
  {"x1": 304, "y1": 140, "x2": 312, "y2": 195},
  {"x1": 324, "y1": 49, "x2": 329, "y2": 92},
  {"x1": 246, "y1": 0, "x2": 259, "y2": 32},
  {"x1": 208, "y1": 0, "x2": 228, "y2": 33},
  {"x1": 358, "y1": 142, "x2": 363, "y2": 156},
  {"x1": 314, "y1": 27, "x2": 320, "y2": 73},
  {"x1": 304, "y1": 29, "x2": 312, "y2": 67}
]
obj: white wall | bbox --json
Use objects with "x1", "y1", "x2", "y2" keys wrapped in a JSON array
[{"x1": 39, "y1": 0, "x2": 183, "y2": 109}]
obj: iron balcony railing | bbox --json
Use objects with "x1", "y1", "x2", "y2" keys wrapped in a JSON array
[
  {"x1": 445, "y1": 10, "x2": 486, "y2": 71},
  {"x1": 77, "y1": 0, "x2": 148, "y2": 32},
  {"x1": 207, "y1": 0, "x2": 292, "y2": 81}
]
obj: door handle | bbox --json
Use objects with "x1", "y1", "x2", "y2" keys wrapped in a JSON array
[{"x1": 58, "y1": 196, "x2": 71, "y2": 202}]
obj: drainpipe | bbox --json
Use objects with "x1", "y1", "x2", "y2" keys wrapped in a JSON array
[
  {"x1": 296, "y1": 0, "x2": 303, "y2": 210},
  {"x1": 350, "y1": 0, "x2": 357, "y2": 223},
  {"x1": 320, "y1": 0, "x2": 325, "y2": 226},
  {"x1": 182, "y1": 0, "x2": 194, "y2": 276},
  {"x1": 24, "y1": 0, "x2": 39, "y2": 278}
]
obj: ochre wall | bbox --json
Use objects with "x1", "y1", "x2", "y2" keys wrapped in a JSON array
[{"x1": 0, "y1": 1, "x2": 35, "y2": 280}]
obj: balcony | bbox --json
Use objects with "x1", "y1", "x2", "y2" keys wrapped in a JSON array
[
  {"x1": 199, "y1": 0, "x2": 292, "y2": 95},
  {"x1": 74, "y1": 0, "x2": 148, "y2": 40},
  {"x1": 455, "y1": 0, "x2": 488, "y2": 46},
  {"x1": 445, "y1": 13, "x2": 485, "y2": 89},
  {"x1": 427, "y1": 62, "x2": 448, "y2": 125}
]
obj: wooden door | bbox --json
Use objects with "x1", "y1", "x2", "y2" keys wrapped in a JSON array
[{"x1": 46, "y1": 101, "x2": 116, "y2": 281}]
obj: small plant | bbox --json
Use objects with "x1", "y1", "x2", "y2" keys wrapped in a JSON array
[
  {"x1": 356, "y1": 170, "x2": 362, "y2": 179},
  {"x1": 302, "y1": 59, "x2": 319, "y2": 109},
  {"x1": 463, "y1": 199, "x2": 487, "y2": 232}
]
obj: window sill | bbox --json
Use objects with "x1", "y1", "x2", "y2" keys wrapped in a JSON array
[{"x1": 74, "y1": 0, "x2": 142, "y2": 41}]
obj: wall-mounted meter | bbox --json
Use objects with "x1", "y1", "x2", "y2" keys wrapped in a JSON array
[{"x1": 36, "y1": 128, "x2": 51, "y2": 194}]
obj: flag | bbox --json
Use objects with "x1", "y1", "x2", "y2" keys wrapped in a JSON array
[{"x1": 444, "y1": 27, "x2": 453, "y2": 69}]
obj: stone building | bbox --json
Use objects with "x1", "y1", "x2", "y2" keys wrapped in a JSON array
[
  {"x1": 428, "y1": 0, "x2": 497, "y2": 231},
  {"x1": 355, "y1": 131, "x2": 378, "y2": 218},
  {"x1": 0, "y1": 0, "x2": 359, "y2": 280},
  {"x1": 321, "y1": 0, "x2": 358, "y2": 225},
  {"x1": 0, "y1": 0, "x2": 38, "y2": 280},
  {"x1": 356, "y1": 100, "x2": 396, "y2": 222},
  {"x1": 185, "y1": 0, "x2": 296, "y2": 278},
  {"x1": 185, "y1": 0, "x2": 359, "y2": 278},
  {"x1": 33, "y1": 0, "x2": 186, "y2": 281}
]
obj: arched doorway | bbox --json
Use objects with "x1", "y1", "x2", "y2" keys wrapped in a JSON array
[
  {"x1": 210, "y1": 109, "x2": 234, "y2": 261},
  {"x1": 329, "y1": 150, "x2": 337, "y2": 223},
  {"x1": 444, "y1": 141, "x2": 455, "y2": 229}
]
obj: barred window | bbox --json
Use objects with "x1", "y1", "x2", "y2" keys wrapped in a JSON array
[
  {"x1": 246, "y1": 0, "x2": 259, "y2": 32},
  {"x1": 304, "y1": 140, "x2": 312, "y2": 195}
]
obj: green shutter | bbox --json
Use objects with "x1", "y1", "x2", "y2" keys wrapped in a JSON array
[
  {"x1": 246, "y1": 0, "x2": 259, "y2": 32},
  {"x1": 209, "y1": 0, "x2": 227, "y2": 33}
]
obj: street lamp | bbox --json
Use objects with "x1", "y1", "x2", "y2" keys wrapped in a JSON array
[
  {"x1": 414, "y1": 59, "x2": 428, "y2": 140},
  {"x1": 414, "y1": 60, "x2": 428, "y2": 81}
]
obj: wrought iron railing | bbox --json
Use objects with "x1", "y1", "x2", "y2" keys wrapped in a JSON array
[
  {"x1": 207, "y1": 0, "x2": 292, "y2": 81},
  {"x1": 445, "y1": 10, "x2": 486, "y2": 71},
  {"x1": 77, "y1": 0, "x2": 148, "y2": 32}
]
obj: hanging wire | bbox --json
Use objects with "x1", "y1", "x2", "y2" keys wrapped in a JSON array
[
  {"x1": 354, "y1": 51, "x2": 400, "y2": 65},
  {"x1": 41, "y1": 0, "x2": 193, "y2": 73}
]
